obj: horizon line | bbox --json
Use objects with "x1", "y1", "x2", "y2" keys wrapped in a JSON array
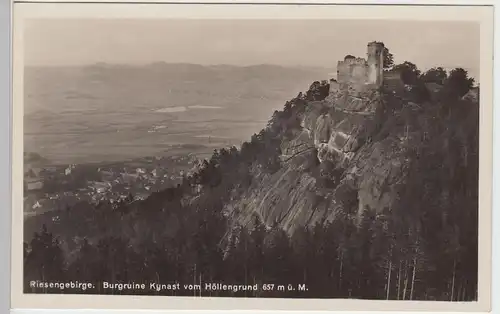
[
  {"x1": 24, "y1": 62, "x2": 334, "y2": 68},
  {"x1": 24, "y1": 61, "x2": 479, "y2": 80}
]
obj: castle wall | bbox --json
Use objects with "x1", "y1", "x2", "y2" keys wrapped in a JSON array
[
  {"x1": 329, "y1": 79, "x2": 340, "y2": 94},
  {"x1": 351, "y1": 63, "x2": 369, "y2": 86},
  {"x1": 336, "y1": 58, "x2": 369, "y2": 88},
  {"x1": 383, "y1": 70, "x2": 405, "y2": 92},
  {"x1": 336, "y1": 61, "x2": 353, "y2": 84}
]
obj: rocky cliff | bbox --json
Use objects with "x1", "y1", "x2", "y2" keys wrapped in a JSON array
[{"x1": 223, "y1": 79, "x2": 479, "y2": 241}]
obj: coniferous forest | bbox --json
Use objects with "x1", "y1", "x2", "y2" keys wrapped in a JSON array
[{"x1": 23, "y1": 64, "x2": 479, "y2": 301}]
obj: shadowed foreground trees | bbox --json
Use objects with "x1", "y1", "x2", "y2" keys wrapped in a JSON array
[{"x1": 23, "y1": 204, "x2": 478, "y2": 300}]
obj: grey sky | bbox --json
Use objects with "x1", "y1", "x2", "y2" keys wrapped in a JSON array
[{"x1": 25, "y1": 19, "x2": 480, "y2": 79}]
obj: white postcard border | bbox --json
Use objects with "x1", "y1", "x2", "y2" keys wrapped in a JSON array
[{"x1": 9, "y1": 2, "x2": 494, "y2": 312}]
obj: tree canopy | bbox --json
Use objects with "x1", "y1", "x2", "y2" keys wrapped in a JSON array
[
  {"x1": 392, "y1": 61, "x2": 421, "y2": 85},
  {"x1": 421, "y1": 67, "x2": 448, "y2": 85},
  {"x1": 383, "y1": 47, "x2": 394, "y2": 70},
  {"x1": 443, "y1": 68, "x2": 475, "y2": 98}
]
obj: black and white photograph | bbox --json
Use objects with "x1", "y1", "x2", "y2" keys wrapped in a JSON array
[{"x1": 11, "y1": 2, "x2": 494, "y2": 312}]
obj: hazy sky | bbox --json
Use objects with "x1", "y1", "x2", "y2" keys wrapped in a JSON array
[{"x1": 25, "y1": 19, "x2": 480, "y2": 79}]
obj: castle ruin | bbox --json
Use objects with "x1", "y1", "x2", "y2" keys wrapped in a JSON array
[{"x1": 329, "y1": 41, "x2": 385, "y2": 95}]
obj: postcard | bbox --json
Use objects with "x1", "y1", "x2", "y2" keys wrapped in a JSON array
[{"x1": 10, "y1": 2, "x2": 494, "y2": 312}]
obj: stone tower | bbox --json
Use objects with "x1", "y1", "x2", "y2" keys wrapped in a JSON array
[{"x1": 366, "y1": 41, "x2": 385, "y2": 86}]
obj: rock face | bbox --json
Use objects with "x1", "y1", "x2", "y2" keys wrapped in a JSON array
[{"x1": 223, "y1": 79, "x2": 479, "y2": 238}]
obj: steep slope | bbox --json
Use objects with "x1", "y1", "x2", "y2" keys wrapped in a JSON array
[{"x1": 224, "y1": 80, "x2": 478, "y2": 241}]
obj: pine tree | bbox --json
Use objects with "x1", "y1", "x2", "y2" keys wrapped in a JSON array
[{"x1": 24, "y1": 225, "x2": 66, "y2": 292}]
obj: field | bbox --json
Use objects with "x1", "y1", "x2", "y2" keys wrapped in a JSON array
[{"x1": 24, "y1": 63, "x2": 331, "y2": 165}]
